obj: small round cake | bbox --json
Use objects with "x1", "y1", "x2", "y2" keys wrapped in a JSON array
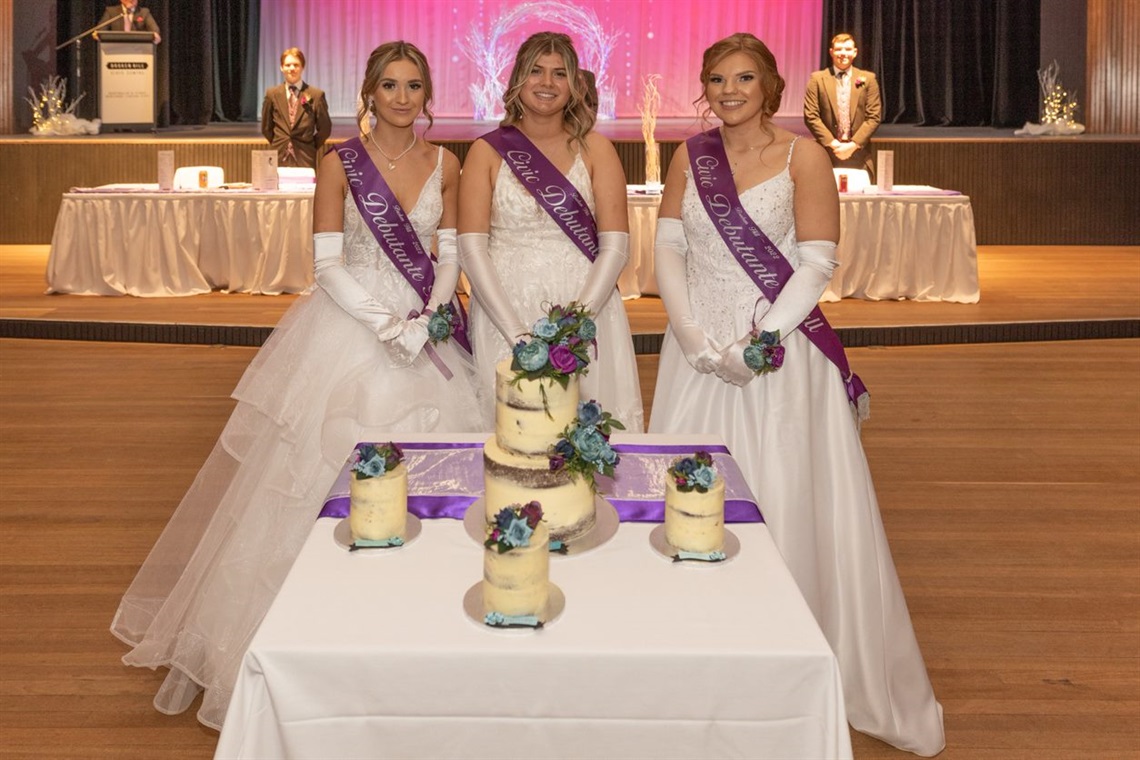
[
  {"x1": 349, "y1": 462, "x2": 408, "y2": 542},
  {"x1": 664, "y1": 473, "x2": 726, "y2": 553},
  {"x1": 483, "y1": 519, "x2": 550, "y2": 618}
]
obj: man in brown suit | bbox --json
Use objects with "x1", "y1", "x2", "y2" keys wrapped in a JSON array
[
  {"x1": 260, "y1": 48, "x2": 332, "y2": 168},
  {"x1": 803, "y1": 33, "x2": 881, "y2": 179}
]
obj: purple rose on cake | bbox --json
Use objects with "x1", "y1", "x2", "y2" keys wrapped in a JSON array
[{"x1": 548, "y1": 344, "x2": 578, "y2": 374}]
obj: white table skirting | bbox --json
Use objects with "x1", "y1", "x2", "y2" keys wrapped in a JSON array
[
  {"x1": 215, "y1": 433, "x2": 853, "y2": 760},
  {"x1": 822, "y1": 191, "x2": 980, "y2": 303},
  {"x1": 623, "y1": 187, "x2": 979, "y2": 303},
  {"x1": 46, "y1": 185, "x2": 315, "y2": 297}
]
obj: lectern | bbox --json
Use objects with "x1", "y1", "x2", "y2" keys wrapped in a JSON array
[{"x1": 98, "y1": 31, "x2": 157, "y2": 131}]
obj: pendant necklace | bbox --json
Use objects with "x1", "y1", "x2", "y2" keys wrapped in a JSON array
[{"x1": 369, "y1": 131, "x2": 417, "y2": 170}]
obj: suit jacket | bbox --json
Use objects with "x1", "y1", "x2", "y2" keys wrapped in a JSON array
[
  {"x1": 803, "y1": 66, "x2": 881, "y2": 177},
  {"x1": 98, "y1": 5, "x2": 160, "y2": 36},
  {"x1": 260, "y1": 82, "x2": 332, "y2": 168}
]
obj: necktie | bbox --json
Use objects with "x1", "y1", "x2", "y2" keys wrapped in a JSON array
[
  {"x1": 124, "y1": 9, "x2": 131, "y2": 31},
  {"x1": 836, "y1": 71, "x2": 851, "y2": 141},
  {"x1": 288, "y1": 85, "x2": 299, "y2": 123}
]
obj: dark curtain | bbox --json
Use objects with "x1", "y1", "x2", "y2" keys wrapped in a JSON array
[
  {"x1": 57, "y1": 0, "x2": 259, "y2": 127},
  {"x1": 821, "y1": 0, "x2": 1041, "y2": 127},
  {"x1": 213, "y1": 0, "x2": 261, "y2": 121}
]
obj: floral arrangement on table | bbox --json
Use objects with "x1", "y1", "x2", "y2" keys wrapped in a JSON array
[
  {"x1": 549, "y1": 400, "x2": 624, "y2": 490},
  {"x1": 485, "y1": 501, "x2": 544, "y2": 553},
  {"x1": 511, "y1": 302, "x2": 596, "y2": 389},
  {"x1": 667, "y1": 451, "x2": 718, "y2": 494},
  {"x1": 854, "y1": 76, "x2": 867, "y2": 89},
  {"x1": 350, "y1": 442, "x2": 404, "y2": 479},
  {"x1": 427, "y1": 303, "x2": 459, "y2": 344},
  {"x1": 743, "y1": 329, "x2": 784, "y2": 376}
]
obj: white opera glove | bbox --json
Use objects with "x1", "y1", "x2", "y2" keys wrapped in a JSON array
[
  {"x1": 575, "y1": 231, "x2": 629, "y2": 314},
  {"x1": 386, "y1": 228, "x2": 461, "y2": 364},
  {"x1": 754, "y1": 240, "x2": 838, "y2": 337},
  {"x1": 458, "y1": 232, "x2": 529, "y2": 344},
  {"x1": 655, "y1": 218, "x2": 721, "y2": 374},
  {"x1": 313, "y1": 232, "x2": 403, "y2": 342},
  {"x1": 715, "y1": 335, "x2": 756, "y2": 387}
]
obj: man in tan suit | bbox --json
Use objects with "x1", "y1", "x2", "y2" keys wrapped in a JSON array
[
  {"x1": 260, "y1": 48, "x2": 332, "y2": 168},
  {"x1": 803, "y1": 33, "x2": 881, "y2": 179}
]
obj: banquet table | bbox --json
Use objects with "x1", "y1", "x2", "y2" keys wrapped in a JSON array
[
  {"x1": 622, "y1": 186, "x2": 979, "y2": 302},
  {"x1": 822, "y1": 187, "x2": 980, "y2": 302},
  {"x1": 45, "y1": 184, "x2": 315, "y2": 297},
  {"x1": 215, "y1": 434, "x2": 853, "y2": 760}
]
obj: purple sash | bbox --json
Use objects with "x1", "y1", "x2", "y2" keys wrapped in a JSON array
[
  {"x1": 317, "y1": 441, "x2": 763, "y2": 523},
  {"x1": 481, "y1": 126, "x2": 599, "y2": 262},
  {"x1": 336, "y1": 137, "x2": 472, "y2": 354},
  {"x1": 687, "y1": 128, "x2": 869, "y2": 413}
]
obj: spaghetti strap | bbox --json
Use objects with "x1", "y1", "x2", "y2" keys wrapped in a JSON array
[
  {"x1": 435, "y1": 145, "x2": 444, "y2": 169},
  {"x1": 785, "y1": 136, "x2": 799, "y2": 168}
]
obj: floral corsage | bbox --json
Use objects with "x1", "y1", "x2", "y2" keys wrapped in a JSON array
[
  {"x1": 427, "y1": 303, "x2": 457, "y2": 344},
  {"x1": 485, "y1": 501, "x2": 544, "y2": 553},
  {"x1": 743, "y1": 329, "x2": 784, "y2": 375},
  {"x1": 668, "y1": 451, "x2": 717, "y2": 493},
  {"x1": 549, "y1": 400, "x2": 624, "y2": 490},
  {"x1": 511, "y1": 302, "x2": 596, "y2": 388},
  {"x1": 854, "y1": 76, "x2": 867, "y2": 88},
  {"x1": 351, "y1": 442, "x2": 403, "y2": 479}
]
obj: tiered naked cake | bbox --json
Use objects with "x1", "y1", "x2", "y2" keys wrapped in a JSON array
[{"x1": 483, "y1": 359, "x2": 595, "y2": 543}]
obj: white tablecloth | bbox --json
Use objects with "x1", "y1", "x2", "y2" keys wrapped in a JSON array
[
  {"x1": 823, "y1": 190, "x2": 980, "y2": 302},
  {"x1": 622, "y1": 187, "x2": 979, "y2": 303},
  {"x1": 46, "y1": 184, "x2": 315, "y2": 297},
  {"x1": 216, "y1": 434, "x2": 852, "y2": 760}
]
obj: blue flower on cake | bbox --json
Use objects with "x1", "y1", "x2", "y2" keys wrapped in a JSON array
[
  {"x1": 486, "y1": 501, "x2": 544, "y2": 554},
  {"x1": 351, "y1": 442, "x2": 404, "y2": 479},
  {"x1": 510, "y1": 302, "x2": 596, "y2": 390},
  {"x1": 668, "y1": 451, "x2": 717, "y2": 493},
  {"x1": 548, "y1": 400, "x2": 625, "y2": 489}
]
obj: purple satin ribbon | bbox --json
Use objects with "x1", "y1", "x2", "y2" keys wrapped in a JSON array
[
  {"x1": 687, "y1": 128, "x2": 869, "y2": 412},
  {"x1": 481, "y1": 126, "x2": 599, "y2": 262},
  {"x1": 336, "y1": 138, "x2": 472, "y2": 355},
  {"x1": 318, "y1": 441, "x2": 763, "y2": 523}
]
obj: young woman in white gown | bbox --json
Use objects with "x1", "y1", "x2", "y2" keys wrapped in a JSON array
[
  {"x1": 110, "y1": 41, "x2": 482, "y2": 730},
  {"x1": 457, "y1": 31, "x2": 644, "y2": 431},
  {"x1": 647, "y1": 33, "x2": 945, "y2": 756}
]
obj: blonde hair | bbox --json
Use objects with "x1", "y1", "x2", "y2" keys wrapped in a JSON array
[
  {"x1": 501, "y1": 32, "x2": 594, "y2": 146},
  {"x1": 357, "y1": 41, "x2": 435, "y2": 133},
  {"x1": 695, "y1": 33, "x2": 786, "y2": 125}
]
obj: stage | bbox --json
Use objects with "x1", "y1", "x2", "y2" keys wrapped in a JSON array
[
  {"x1": 2, "y1": 244, "x2": 1137, "y2": 351},
  {"x1": 2, "y1": 118, "x2": 1138, "y2": 246}
]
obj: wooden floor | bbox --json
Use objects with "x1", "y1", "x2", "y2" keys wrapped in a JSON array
[{"x1": 0, "y1": 245, "x2": 1138, "y2": 759}]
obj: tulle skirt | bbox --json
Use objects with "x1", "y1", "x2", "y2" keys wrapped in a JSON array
[{"x1": 110, "y1": 277, "x2": 484, "y2": 730}]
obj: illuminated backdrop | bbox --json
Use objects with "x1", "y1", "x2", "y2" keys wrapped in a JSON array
[{"x1": 258, "y1": 0, "x2": 823, "y2": 121}]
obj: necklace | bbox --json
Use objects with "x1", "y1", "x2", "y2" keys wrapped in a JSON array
[{"x1": 369, "y1": 130, "x2": 417, "y2": 170}]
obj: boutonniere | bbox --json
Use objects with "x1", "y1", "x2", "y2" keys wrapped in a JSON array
[
  {"x1": 299, "y1": 94, "x2": 310, "y2": 108},
  {"x1": 855, "y1": 76, "x2": 867, "y2": 88}
]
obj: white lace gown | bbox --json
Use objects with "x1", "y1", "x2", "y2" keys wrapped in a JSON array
[
  {"x1": 649, "y1": 159, "x2": 946, "y2": 756},
  {"x1": 468, "y1": 155, "x2": 645, "y2": 431},
  {"x1": 110, "y1": 156, "x2": 483, "y2": 730}
]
